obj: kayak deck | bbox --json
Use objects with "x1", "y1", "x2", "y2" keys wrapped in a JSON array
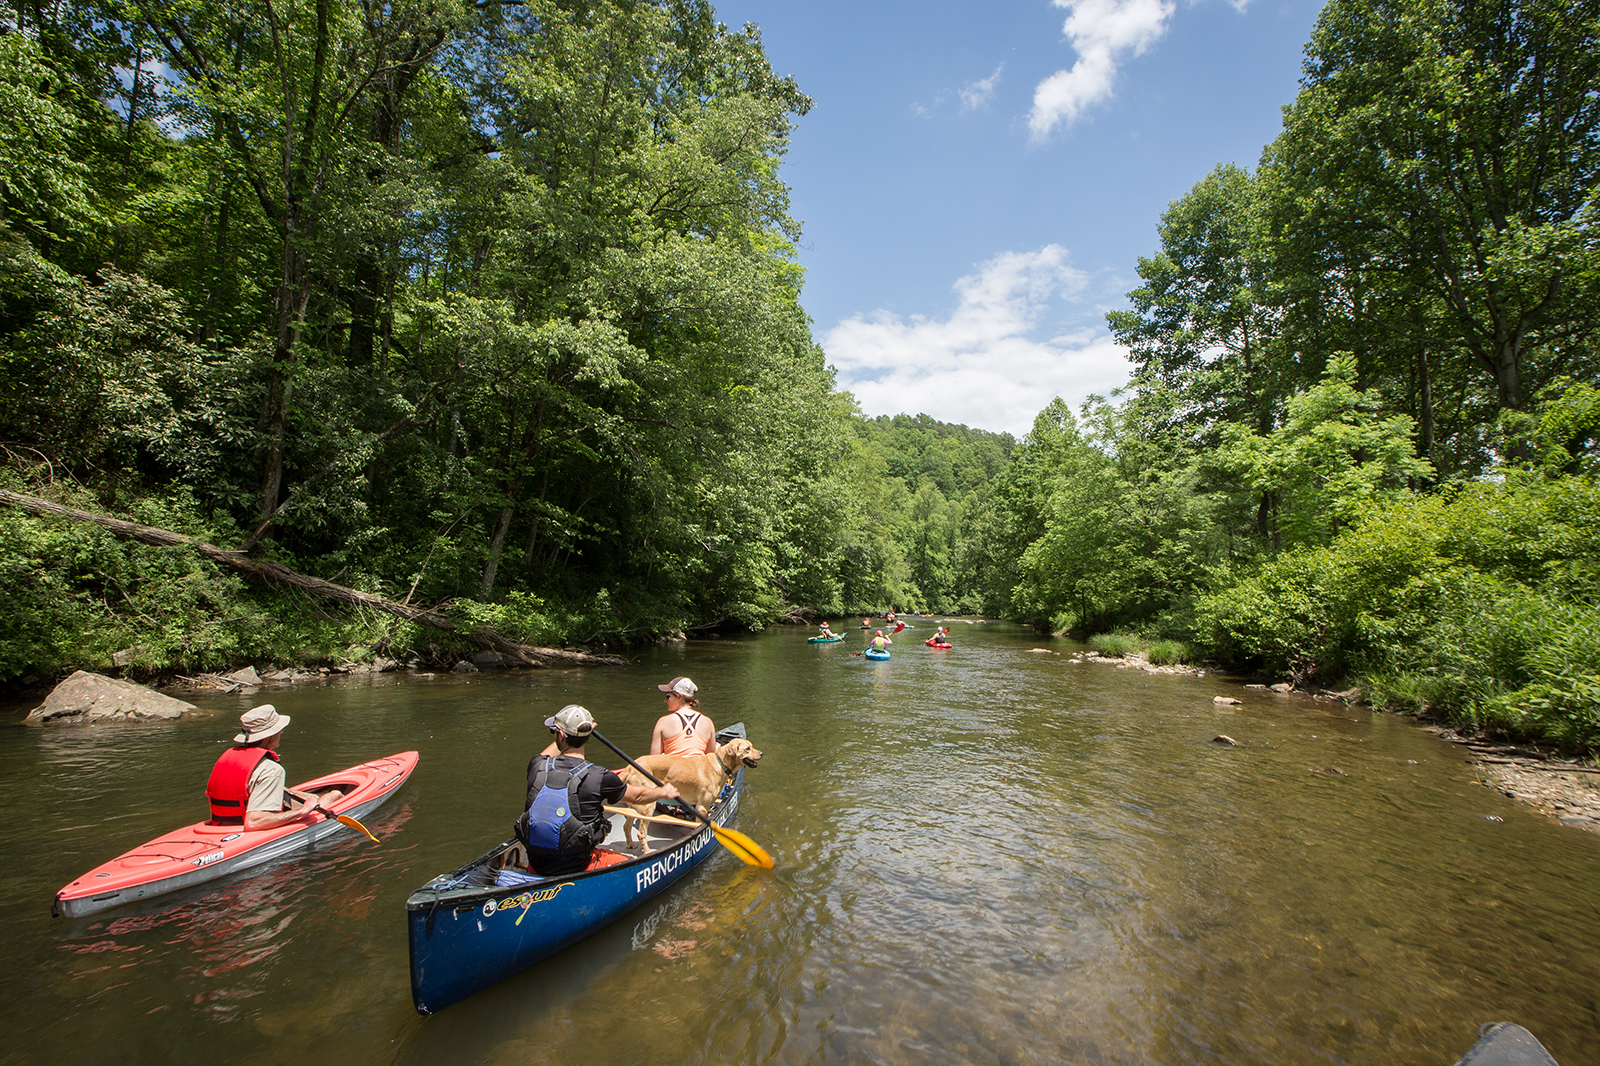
[{"x1": 54, "y1": 750, "x2": 418, "y2": 918}]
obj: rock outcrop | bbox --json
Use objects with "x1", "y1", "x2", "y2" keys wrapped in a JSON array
[{"x1": 26, "y1": 671, "x2": 198, "y2": 725}]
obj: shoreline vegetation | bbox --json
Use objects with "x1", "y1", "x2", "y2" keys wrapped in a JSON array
[{"x1": 2, "y1": 0, "x2": 1598, "y2": 770}]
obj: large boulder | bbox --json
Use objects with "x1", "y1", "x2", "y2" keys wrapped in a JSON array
[{"x1": 26, "y1": 671, "x2": 198, "y2": 725}]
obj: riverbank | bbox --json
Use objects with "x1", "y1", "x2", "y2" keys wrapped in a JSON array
[
  {"x1": 1072, "y1": 647, "x2": 1600, "y2": 835},
  {"x1": 1426, "y1": 727, "x2": 1600, "y2": 834}
]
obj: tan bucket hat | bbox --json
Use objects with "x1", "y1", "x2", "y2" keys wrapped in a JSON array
[{"x1": 233, "y1": 704, "x2": 291, "y2": 744}]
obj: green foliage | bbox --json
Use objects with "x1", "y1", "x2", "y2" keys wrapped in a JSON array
[
  {"x1": 1145, "y1": 640, "x2": 1193, "y2": 666},
  {"x1": 0, "y1": 34, "x2": 99, "y2": 239},
  {"x1": 0, "y1": 481, "x2": 384, "y2": 682},
  {"x1": 1215, "y1": 355, "x2": 1434, "y2": 548},
  {"x1": 1088, "y1": 632, "x2": 1141, "y2": 658},
  {"x1": 1198, "y1": 474, "x2": 1600, "y2": 748}
]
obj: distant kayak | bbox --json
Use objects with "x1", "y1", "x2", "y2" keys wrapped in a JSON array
[
  {"x1": 808, "y1": 635, "x2": 844, "y2": 643},
  {"x1": 925, "y1": 640, "x2": 952, "y2": 649},
  {"x1": 864, "y1": 647, "x2": 890, "y2": 661},
  {"x1": 54, "y1": 751, "x2": 418, "y2": 918}
]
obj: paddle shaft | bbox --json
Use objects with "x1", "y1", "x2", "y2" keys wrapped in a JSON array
[
  {"x1": 588, "y1": 731, "x2": 709, "y2": 827},
  {"x1": 602, "y1": 804, "x2": 700, "y2": 828},
  {"x1": 284, "y1": 789, "x2": 381, "y2": 843}
]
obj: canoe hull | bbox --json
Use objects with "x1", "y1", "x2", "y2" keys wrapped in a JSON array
[
  {"x1": 54, "y1": 751, "x2": 418, "y2": 918},
  {"x1": 807, "y1": 636, "x2": 843, "y2": 643},
  {"x1": 406, "y1": 726, "x2": 749, "y2": 1014},
  {"x1": 864, "y1": 648, "x2": 890, "y2": 660}
]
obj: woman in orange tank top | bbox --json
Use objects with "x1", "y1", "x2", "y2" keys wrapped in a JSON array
[{"x1": 649, "y1": 676, "x2": 717, "y2": 756}]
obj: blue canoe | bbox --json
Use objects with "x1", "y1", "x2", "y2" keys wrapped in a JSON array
[
  {"x1": 864, "y1": 647, "x2": 890, "y2": 660},
  {"x1": 406, "y1": 724, "x2": 752, "y2": 1014}
]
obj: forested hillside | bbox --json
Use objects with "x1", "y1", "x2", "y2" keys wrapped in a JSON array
[
  {"x1": 0, "y1": 0, "x2": 841, "y2": 679},
  {"x1": 0, "y1": 0, "x2": 1020, "y2": 680}
]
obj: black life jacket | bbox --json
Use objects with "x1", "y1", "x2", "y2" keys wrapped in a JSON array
[{"x1": 516, "y1": 755, "x2": 599, "y2": 853}]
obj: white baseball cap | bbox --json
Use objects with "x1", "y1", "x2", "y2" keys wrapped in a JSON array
[{"x1": 657, "y1": 676, "x2": 697, "y2": 698}]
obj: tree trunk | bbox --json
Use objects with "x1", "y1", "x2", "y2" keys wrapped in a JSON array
[
  {"x1": 479, "y1": 501, "x2": 515, "y2": 599},
  {"x1": 1416, "y1": 345, "x2": 1435, "y2": 468}
]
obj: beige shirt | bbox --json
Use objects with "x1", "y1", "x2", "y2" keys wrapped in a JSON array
[{"x1": 245, "y1": 758, "x2": 287, "y2": 813}]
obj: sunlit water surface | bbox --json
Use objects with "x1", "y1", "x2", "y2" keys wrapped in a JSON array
[{"x1": 1, "y1": 623, "x2": 1597, "y2": 1065}]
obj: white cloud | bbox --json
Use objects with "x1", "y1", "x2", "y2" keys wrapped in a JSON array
[
  {"x1": 822, "y1": 246, "x2": 1131, "y2": 436},
  {"x1": 959, "y1": 64, "x2": 1005, "y2": 112},
  {"x1": 1028, "y1": 0, "x2": 1175, "y2": 141}
]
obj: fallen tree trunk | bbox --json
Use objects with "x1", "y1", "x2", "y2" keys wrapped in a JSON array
[{"x1": 0, "y1": 489, "x2": 627, "y2": 668}]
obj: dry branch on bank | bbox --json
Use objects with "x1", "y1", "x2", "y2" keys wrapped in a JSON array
[{"x1": 0, "y1": 489, "x2": 627, "y2": 668}]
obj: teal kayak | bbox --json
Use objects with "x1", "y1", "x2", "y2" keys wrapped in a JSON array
[
  {"x1": 864, "y1": 647, "x2": 890, "y2": 660},
  {"x1": 808, "y1": 635, "x2": 844, "y2": 643}
]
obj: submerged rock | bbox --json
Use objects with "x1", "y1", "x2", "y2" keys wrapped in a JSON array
[{"x1": 27, "y1": 671, "x2": 197, "y2": 725}]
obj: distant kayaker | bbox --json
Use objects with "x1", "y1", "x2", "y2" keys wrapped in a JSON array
[
  {"x1": 205, "y1": 705, "x2": 342, "y2": 831},
  {"x1": 818, "y1": 622, "x2": 834, "y2": 639},
  {"x1": 870, "y1": 630, "x2": 893, "y2": 651},
  {"x1": 521, "y1": 704, "x2": 679, "y2": 876},
  {"x1": 650, "y1": 676, "x2": 717, "y2": 757}
]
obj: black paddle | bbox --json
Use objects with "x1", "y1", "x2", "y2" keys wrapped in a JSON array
[{"x1": 589, "y1": 730, "x2": 774, "y2": 868}]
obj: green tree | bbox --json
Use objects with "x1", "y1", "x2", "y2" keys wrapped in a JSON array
[
  {"x1": 1215, "y1": 355, "x2": 1435, "y2": 550},
  {"x1": 1266, "y1": 0, "x2": 1600, "y2": 447}
]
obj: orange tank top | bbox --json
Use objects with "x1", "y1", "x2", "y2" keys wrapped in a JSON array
[{"x1": 662, "y1": 710, "x2": 709, "y2": 757}]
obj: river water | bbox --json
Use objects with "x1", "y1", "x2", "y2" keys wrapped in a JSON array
[{"x1": 2, "y1": 623, "x2": 1597, "y2": 1065}]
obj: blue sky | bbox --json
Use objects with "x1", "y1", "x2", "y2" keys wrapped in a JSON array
[{"x1": 714, "y1": 0, "x2": 1327, "y2": 435}]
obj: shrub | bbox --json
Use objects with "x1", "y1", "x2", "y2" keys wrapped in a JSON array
[
  {"x1": 1196, "y1": 473, "x2": 1600, "y2": 750},
  {"x1": 1146, "y1": 639, "x2": 1193, "y2": 665},
  {"x1": 1088, "y1": 631, "x2": 1141, "y2": 658}
]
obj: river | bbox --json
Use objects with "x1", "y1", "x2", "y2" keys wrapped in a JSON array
[{"x1": 1, "y1": 622, "x2": 1597, "y2": 1065}]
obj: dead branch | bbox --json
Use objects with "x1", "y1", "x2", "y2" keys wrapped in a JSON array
[{"x1": 0, "y1": 489, "x2": 627, "y2": 668}]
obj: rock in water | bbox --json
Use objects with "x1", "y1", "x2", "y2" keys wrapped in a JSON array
[
  {"x1": 222, "y1": 665, "x2": 262, "y2": 688},
  {"x1": 26, "y1": 671, "x2": 197, "y2": 725},
  {"x1": 1212, "y1": 735, "x2": 1239, "y2": 746}
]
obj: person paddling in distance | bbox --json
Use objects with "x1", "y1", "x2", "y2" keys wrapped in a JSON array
[
  {"x1": 818, "y1": 621, "x2": 834, "y2": 639},
  {"x1": 650, "y1": 676, "x2": 717, "y2": 756},
  {"x1": 205, "y1": 705, "x2": 344, "y2": 831},
  {"x1": 869, "y1": 629, "x2": 893, "y2": 651},
  {"x1": 519, "y1": 705, "x2": 679, "y2": 875}
]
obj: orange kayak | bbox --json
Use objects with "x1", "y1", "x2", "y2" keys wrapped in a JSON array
[{"x1": 53, "y1": 750, "x2": 418, "y2": 918}]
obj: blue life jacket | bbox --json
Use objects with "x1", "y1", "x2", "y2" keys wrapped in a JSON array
[{"x1": 517, "y1": 756, "x2": 596, "y2": 852}]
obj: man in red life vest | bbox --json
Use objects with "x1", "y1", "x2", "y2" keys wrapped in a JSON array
[{"x1": 205, "y1": 705, "x2": 342, "y2": 830}]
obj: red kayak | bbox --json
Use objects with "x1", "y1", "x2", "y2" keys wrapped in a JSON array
[
  {"x1": 925, "y1": 639, "x2": 952, "y2": 649},
  {"x1": 53, "y1": 751, "x2": 418, "y2": 918}
]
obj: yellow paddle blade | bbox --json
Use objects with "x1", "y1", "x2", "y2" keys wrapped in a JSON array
[
  {"x1": 334, "y1": 813, "x2": 381, "y2": 844},
  {"x1": 712, "y1": 824, "x2": 774, "y2": 868}
]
